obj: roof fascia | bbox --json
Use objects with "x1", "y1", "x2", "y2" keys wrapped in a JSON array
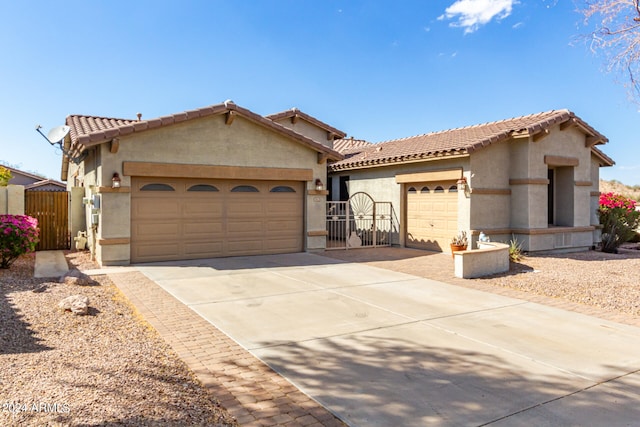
[{"x1": 267, "y1": 109, "x2": 347, "y2": 139}]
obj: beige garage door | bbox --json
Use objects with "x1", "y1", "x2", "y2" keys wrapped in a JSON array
[
  {"x1": 406, "y1": 181, "x2": 458, "y2": 252},
  {"x1": 131, "y1": 178, "x2": 304, "y2": 263}
]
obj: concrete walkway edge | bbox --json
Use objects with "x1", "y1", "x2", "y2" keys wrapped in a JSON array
[{"x1": 34, "y1": 250, "x2": 69, "y2": 278}]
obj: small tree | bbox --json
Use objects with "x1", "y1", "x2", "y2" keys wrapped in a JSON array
[
  {"x1": 578, "y1": 0, "x2": 640, "y2": 103},
  {"x1": 598, "y1": 192, "x2": 640, "y2": 253},
  {"x1": 0, "y1": 215, "x2": 39, "y2": 268},
  {"x1": 0, "y1": 166, "x2": 11, "y2": 186}
]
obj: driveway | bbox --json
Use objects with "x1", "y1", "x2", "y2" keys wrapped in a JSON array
[{"x1": 136, "y1": 252, "x2": 640, "y2": 426}]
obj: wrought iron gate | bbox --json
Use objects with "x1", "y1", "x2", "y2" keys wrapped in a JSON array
[{"x1": 326, "y1": 192, "x2": 395, "y2": 250}]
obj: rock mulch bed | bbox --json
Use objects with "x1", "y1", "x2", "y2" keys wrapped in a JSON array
[{"x1": 0, "y1": 252, "x2": 237, "y2": 427}]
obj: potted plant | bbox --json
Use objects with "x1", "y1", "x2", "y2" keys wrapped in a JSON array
[{"x1": 450, "y1": 231, "x2": 468, "y2": 258}]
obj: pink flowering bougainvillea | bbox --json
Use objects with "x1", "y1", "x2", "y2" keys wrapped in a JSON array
[
  {"x1": 0, "y1": 215, "x2": 39, "y2": 268},
  {"x1": 598, "y1": 192, "x2": 640, "y2": 253}
]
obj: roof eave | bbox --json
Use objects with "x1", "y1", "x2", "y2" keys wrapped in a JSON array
[{"x1": 329, "y1": 150, "x2": 469, "y2": 172}]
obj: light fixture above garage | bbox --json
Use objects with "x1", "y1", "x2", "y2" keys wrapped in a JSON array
[
  {"x1": 112, "y1": 173, "x2": 121, "y2": 188},
  {"x1": 315, "y1": 179, "x2": 324, "y2": 191}
]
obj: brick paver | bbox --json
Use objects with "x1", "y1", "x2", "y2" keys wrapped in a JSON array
[{"x1": 107, "y1": 271, "x2": 346, "y2": 427}]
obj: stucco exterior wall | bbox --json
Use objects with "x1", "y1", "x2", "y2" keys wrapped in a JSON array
[
  {"x1": 0, "y1": 185, "x2": 25, "y2": 215},
  {"x1": 271, "y1": 118, "x2": 332, "y2": 148},
  {"x1": 84, "y1": 114, "x2": 328, "y2": 265}
]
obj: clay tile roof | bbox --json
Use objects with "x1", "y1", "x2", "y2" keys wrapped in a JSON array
[
  {"x1": 333, "y1": 138, "x2": 374, "y2": 155},
  {"x1": 266, "y1": 108, "x2": 347, "y2": 139},
  {"x1": 329, "y1": 109, "x2": 610, "y2": 171},
  {"x1": 64, "y1": 102, "x2": 343, "y2": 164}
]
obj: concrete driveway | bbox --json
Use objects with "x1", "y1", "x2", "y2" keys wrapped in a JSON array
[{"x1": 136, "y1": 252, "x2": 640, "y2": 426}]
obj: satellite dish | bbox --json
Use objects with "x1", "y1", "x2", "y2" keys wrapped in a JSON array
[{"x1": 47, "y1": 125, "x2": 70, "y2": 144}]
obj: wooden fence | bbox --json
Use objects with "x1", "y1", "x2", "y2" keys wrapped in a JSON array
[{"x1": 24, "y1": 191, "x2": 70, "y2": 251}]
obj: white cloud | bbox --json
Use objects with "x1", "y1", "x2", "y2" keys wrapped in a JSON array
[{"x1": 440, "y1": 0, "x2": 518, "y2": 34}]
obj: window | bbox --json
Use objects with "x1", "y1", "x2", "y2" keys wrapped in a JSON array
[
  {"x1": 408, "y1": 187, "x2": 417, "y2": 194},
  {"x1": 187, "y1": 184, "x2": 219, "y2": 192},
  {"x1": 270, "y1": 186, "x2": 296, "y2": 193},
  {"x1": 448, "y1": 185, "x2": 458, "y2": 193},
  {"x1": 140, "y1": 183, "x2": 175, "y2": 191},
  {"x1": 420, "y1": 187, "x2": 430, "y2": 193},
  {"x1": 231, "y1": 185, "x2": 259, "y2": 193},
  {"x1": 434, "y1": 186, "x2": 444, "y2": 193}
]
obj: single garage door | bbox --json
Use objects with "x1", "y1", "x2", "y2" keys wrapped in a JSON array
[
  {"x1": 406, "y1": 180, "x2": 458, "y2": 252},
  {"x1": 131, "y1": 177, "x2": 304, "y2": 263}
]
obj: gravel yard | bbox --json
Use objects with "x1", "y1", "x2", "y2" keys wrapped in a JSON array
[
  {"x1": 0, "y1": 252, "x2": 237, "y2": 427},
  {"x1": 477, "y1": 245, "x2": 640, "y2": 317}
]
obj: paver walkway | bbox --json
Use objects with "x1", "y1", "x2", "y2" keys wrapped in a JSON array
[{"x1": 108, "y1": 270, "x2": 346, "y2": 427}]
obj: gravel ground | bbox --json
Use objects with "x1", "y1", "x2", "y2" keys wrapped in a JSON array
[
  {"x1": 478, "y1": 244, "x2": 640, "y2": 317},
  {"x1": 0, "y1": 251, "x2": 237, "y2": 427}
]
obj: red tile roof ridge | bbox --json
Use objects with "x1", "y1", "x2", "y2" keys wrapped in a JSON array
[
  {"x1": 329, "y1": 109, "x2": 610, "y2": 171},
  {"x1": 372, "y1": 109, "x2": 571, "y2": 145},
  {"x1": 266, "y1": 107, "x2": 347, "y2": 138}
]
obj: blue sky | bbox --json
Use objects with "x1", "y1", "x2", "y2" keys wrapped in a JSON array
[{"x1": 1, "y1": 0, "x2": 638, "y2": 185}]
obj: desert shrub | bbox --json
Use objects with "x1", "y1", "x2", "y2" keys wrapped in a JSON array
[
  {"x1": 509, "y1": 235, "x2": 524, "y2": 262},
  {"x1": 0, "y1": 215, "x2": 39, "y2": 268},
  {"x1": 598, "y1": 192, "x2": 640, "y2": 253},
  {"x1": 0, "y1": 166, "x2": 11, "y2": 186}
]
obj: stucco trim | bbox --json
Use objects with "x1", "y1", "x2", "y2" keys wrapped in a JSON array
[
  {"x1": 574, "y1": 181, "x2": 593, "y2": 187},
  {"x1": 395, "y1": 168, "x2": 462, "y2": 183},
  {"x1": 307, "y1": 230, "x2": 329, "y2": 237},
  {"x1": 511, "y1": 226, "x2": 595, "y2": 235},
  {"x1": 590, "y1": 191, "x2": 601, "y2": 197},
  {"x1": 99, "y1": 238, "x2": 131, "y2": 245},
  {"x1": 97, "y1": 186, "x2": 131, "y2": 193},
  {"x1": 123, "y1": 162, "x2": 314, "y2": 182},
  {"x1": 509, "y1": 178, "x2": 549, "y2": 185},
  {"x1": 470, "y1": 188, "x2": 511, "y2": 195},
  {"x1": 544, "y1": 155, "x2": 579, "y2": 166}
]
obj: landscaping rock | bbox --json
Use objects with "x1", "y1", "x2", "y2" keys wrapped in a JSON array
[
  {"x1": 60, "y1": 269, "x2": 97, "y2": 286},
  {"x1": 59, "y1": 294, "x2": 90, "y2": 315}
]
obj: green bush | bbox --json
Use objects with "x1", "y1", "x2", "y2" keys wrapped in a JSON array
[
  {"x1": 0, "y1": 166, "x2": 11, "y2": 186},
  {"x1": 0, "y1": 215, "x2": 39, "y2": 268},
  {"x1": 598, "y1": 192, "x2": 640, "y2": 253}
]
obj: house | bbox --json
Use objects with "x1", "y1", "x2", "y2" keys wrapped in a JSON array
[
  {"x1": 328, "y1": 110, "x2": 614, "y2": 253},
  {"x1": 61, "y1": 101, "x2": 344, "y2": 266},
  {"x1": 3, "y1": 165, "x2": 66, "y2": 191}
]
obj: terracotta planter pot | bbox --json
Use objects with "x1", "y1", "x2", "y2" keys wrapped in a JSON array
[{"x1": 450, "y1": 244, "x2": 467, "y2": 259}]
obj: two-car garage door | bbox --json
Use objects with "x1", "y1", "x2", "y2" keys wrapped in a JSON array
[{"x1": 131, "y1": 178, "x2": 304, "y2": 263}]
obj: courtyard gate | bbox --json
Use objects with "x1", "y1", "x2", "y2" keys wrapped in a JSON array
[
  {"x1": 326, "y1": 192, "x2": 395, "y2": 250},
  {"x1": 24, "y1": 191, "x2": 70, "y2": 251}
]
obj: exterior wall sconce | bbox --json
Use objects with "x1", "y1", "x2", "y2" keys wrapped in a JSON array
[
  {"x1": 457, "y1": 177, "x2": 467, "y2": 191},
  {"x1": 112, "y1": 173, "x2": 122, "y2": 188},
  {"x1": 315, "y1": 179, "x2": 324, "y2": 191}
]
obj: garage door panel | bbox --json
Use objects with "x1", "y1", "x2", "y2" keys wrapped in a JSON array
[
  {"x1": 183, "y1": 221, "x2": 224, "y2": 236},
  {"x1": 227, "y1": 240, "x2": 264, "y2": 254},
  {"x1": 266, "y1": 237, "x2": 302, "y2": 250},
  {"x1": 406, "y1": 180, "x2": 458, "y2": 252},
  {"x1": 134, "y1": 201, "x2": 180, "y2": 219},
  {"x1": 227, "y1": 220, "x2": 264, "y2": 233},
  {"x1": 135, "y1": 243, "x2": 180, "y2": 259},
  {"x1": 266, "y1": 219, "x2": 301, "y2": 232},
  {"x1": 184, "y1": 241, "x2": 224, "y2": 257},
  {"x1": 133, "y1": 223, "x2": 180, "y2": 239},
  {"x1": 183, "y1": 202, "x2": 223, "y2": 216},
  {"x1": 132, "y1": 177, "x2": 304, "y2": 262},
  {"x1": 228, "y1": 202, "x2": 264, "y2": 215}
]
